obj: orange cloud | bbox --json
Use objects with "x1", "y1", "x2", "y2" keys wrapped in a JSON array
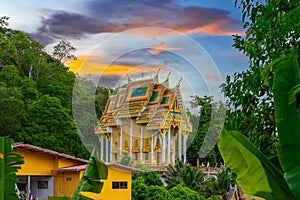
[
  {"x1": 148, "y1": 44, "x2": 183, "y2": 55},
  {"x1": 182, "y1": 19, "x2": 244, "y2": 36},
  {"x1": 66, "y1": 55, "x2": 159, "y2": 75}
]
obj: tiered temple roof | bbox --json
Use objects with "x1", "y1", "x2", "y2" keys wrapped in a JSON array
[{"x1": 96, "y1": 72, "x2": 192, "y2": 134}]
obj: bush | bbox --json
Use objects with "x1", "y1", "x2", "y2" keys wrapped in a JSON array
[
  {"x1": 132, "y1": 182, "x2": 148, "y2": 200},
  {"x1": 48, "y1": 197, "x2": 70, "y2": 200},
  {"x1": 147, "y1": 185, "x2": 171, "y2": 200},
  {"x1": 168, "y1": 185, "x2": 205, "y2": 200}
]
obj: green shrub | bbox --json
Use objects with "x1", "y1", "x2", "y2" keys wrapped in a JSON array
[{"x1": 48, "y1": 196, "x2": 70, "y2": 200}]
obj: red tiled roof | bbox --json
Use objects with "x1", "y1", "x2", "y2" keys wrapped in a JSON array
[
  {"x1": 53, "y1": 162, "x2": 144, "y2": 173},
  {"x1": 107, "y1": 162, "x2": 144, "y2": 173},
  {"x1": 13, "y1": 143, "x2": 88, "y2": 163},
  {"x1": 54, "y1": 164, "x2": 87, "y2": 172}
]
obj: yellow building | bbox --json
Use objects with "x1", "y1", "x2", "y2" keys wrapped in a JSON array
[
  {"x1": 14, "y1": 143, "x2": 143, "y2": 200},
  {"x1": 81, "y1": 163, "x2": 143, "y2": 200},
  {"x1": 95, "y1": 72, "x2": 192, "y2": 168}
]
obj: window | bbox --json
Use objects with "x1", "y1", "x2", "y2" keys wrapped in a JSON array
[
  {"x1": 131, "y1": 87, "x2": 147, "y2": 97},
  {"x1": 120, "y1": 182, "x2": 128, "y2": 189},
  {"x1": 37, "y1": 181, "x2": 48, "y2": 189},
  {"x1": 118, "y1": 96, "x2": 124, "y2": 105},
  {"x1": 112, "y1": 181, "x2": 128, "y2": 189},
  {"x1": 17, "y1": 183, "x2": 26, "y2": 191},
  {"x1": 66, "y1": 177, "x2": 72, "y2": 182},
  {"x1": 161, "y1": 97, "x2": 169, "y2": 104},
  {"x1": 145, "y1": 152, "x2": 149, "y2": 160},
  {"x1": 150, "y1": 91, "x2": 159, "y2": 102},
  {"x1": 109, "y1": 103, "x2": 115, "y2": 111}
]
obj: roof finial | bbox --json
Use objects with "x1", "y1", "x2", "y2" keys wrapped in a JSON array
[
  {"x1": 141, "y1": 67, "x2": 144, "y2": 78},
  {"x1": 126, "y1": 69, "x2": 132, "y2": 83},
  {"x1": 153, "y1": 68, "x2": 161, "y2": 82},
  {"x1": 162, "y1": 71, "x2": 171, "y2": 87},
  {"x1": 175, "y1": 76, "x2": 183, "y2": 89}
]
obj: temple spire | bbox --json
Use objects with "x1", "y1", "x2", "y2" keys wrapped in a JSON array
[
  {"x1": 162, "y1": 71, "x2": 171, "y2": 87},
  {"x1": 153, "y1": 68, "x2": 161, "y2": 83},
  {"x1": 176, "y1": 77, "x2": 183, "y2": 88}
]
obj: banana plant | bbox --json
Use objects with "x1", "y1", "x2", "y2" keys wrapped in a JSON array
[
  {"x1": 218, "y1": 50, "x2": 300, "y2": 199},
  {"x1": 72, "y1": 148, "x2": 108, "y2": 200},
  {"x1": 0, "y1": 137, "x2": 24, "y2": 200}
]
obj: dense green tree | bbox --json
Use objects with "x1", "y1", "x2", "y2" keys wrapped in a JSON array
[
  {"x1": 132, "y1": 177, "x2": 149, "y2": 200},
  {"x1": 222, "y1": 0, "x2": 300, "y2": 156},
  {"x1": 0, "y1": 17, "x2": 111, "y2": 159},
  {"x1": 219, "y1": 0, "x2": 300, "y2": 199},
  {"x1": 200, "y1": 170, "x2": 231, "y2": 199},
  {"x1": 95, "y1": 86, "x2": 110, "y2": 119},
  {"x1": 221, "y1": 66, "x2": 277, "y2": 155},
  {"x1": 0, "y1": 31, "x2": 17, "y2": 67},
  {"x1": 187, "y1": 96, "x2": 224, "y2": 166},
  {"x1": 162, "y1": 159, "x2": 204, "y2": 191},
  {"x1": 147, "y1": 185, "x2": 171, "y2": 200},
  {"x1": 169, "y1": 185, "x2": 205, "y2": 200},
  {"x1": 142, "y1": 171, "x2": 163, "y2": 187},
  {"x1": 0, "y1": 86, "x2": 24, "y2": 136}
]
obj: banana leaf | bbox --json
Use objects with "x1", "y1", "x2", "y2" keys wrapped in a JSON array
[
  {"x1": 218, "y1": 129, "x2": 295, "y2": 200},
  {"x1": 272, "y1": 50, "x2": 300, "y2": 198},
  {"x1": 0, "y1": 137, "x2": 24, "y2": 200},
  {"x1": 72, "y1": 148, "x2": 108, "y2": 200}
]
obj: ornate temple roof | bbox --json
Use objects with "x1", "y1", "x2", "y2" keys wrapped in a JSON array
[{"x1": 96, "y1": 72, "x2": 192, "y2": 134}]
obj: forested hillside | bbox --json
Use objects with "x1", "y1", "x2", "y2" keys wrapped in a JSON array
[{"x1": 0, "y1": 17, "x2": 109, "y2": 159}]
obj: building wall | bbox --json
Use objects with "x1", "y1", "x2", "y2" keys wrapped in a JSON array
[
  {"x1": 16, "y1": 148, "x2": 85, "y2": 199},
  {"x1": 16, "y1": 148, "x2": 83, "y2": 176},
  {"x1": 54, "y1": 172, "x2": 80, "y2": 197},
  {"x1": 58, "y1": 159, "x2": 81, "y2": 168},
  {"x1": 82, "y1": 167, "x2": 132, "y2": 200},
  {"x1": 17, "y1": 149, "x2": 55, "y2": 176}
]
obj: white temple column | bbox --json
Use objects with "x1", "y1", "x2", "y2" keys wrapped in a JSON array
[
  {"x1": 172, "y1": 134, "x2": 176, "y2": 163},
  {"x1": 162, "y1": 133, "x2": 166, "y2": 164},
  {"x1": 119, "y1": 129, "x2": 123, "y2": 159},
  {"x1": 140, "y1": 127, "x2": 143, "y2": 163},
  {"x1": 100, "y1": 135, "x2": 103, "y2": 160},
  {"x1": 110, "y1": 136, "x2": 113, "y2": 162},
  {"x1": 179, "y1": 129, "x2": 182, "y2": 160},
  {"x1": 151, "y1": 133, "x2": 155, "y2": 163},
  {"x1": 130, "y1": 119, "x2": 133, "y2": 158},
  {"x1": 167, "y1": 129, "x2": 171, "y2": 163},
  {"x1": 105, "y1": 136, "x2": 108, "y2": 162},
  {"x1": 183, "y1": 133, "x2": 187, "y2": 164}
]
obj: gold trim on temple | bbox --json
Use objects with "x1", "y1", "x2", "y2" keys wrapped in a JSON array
[{"x1": 95, "y1": 72, "x2": 192, "y2": 168}]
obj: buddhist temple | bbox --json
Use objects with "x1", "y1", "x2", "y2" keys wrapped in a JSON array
[{"x1": 95, "y1": 71, "x2": 192, "y2": 168}]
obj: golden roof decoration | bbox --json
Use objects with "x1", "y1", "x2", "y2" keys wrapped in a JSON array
[{"x1": 96, "y1": 72, "x2": 192, "y2": 134}]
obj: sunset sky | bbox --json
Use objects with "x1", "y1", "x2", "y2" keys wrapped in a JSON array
[{"x1": 1, "y1": 0, "x2": 248, "y2": 102}]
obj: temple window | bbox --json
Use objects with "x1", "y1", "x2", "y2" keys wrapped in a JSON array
[
  {"x1": 131, "y1": 87, "x2": 148, "y2": 97},
  {"x1": 161, "y1": 97, "x2": 169, "y2": 104},
  {"x1": 150, "y1": 91, "x2": 159, "y2": 102}
]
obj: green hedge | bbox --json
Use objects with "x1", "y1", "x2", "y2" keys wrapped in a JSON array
[{"x1": 48, "y1": 197, "x2": 70, "y2": 200}]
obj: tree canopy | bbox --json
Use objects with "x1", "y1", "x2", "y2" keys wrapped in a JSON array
[
  {"x1": 219, "y1": 0, "x2": 300, "y2": 199},
  {"x1": 0, "y1": 17, "x2": 109, "y2": 159}
]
